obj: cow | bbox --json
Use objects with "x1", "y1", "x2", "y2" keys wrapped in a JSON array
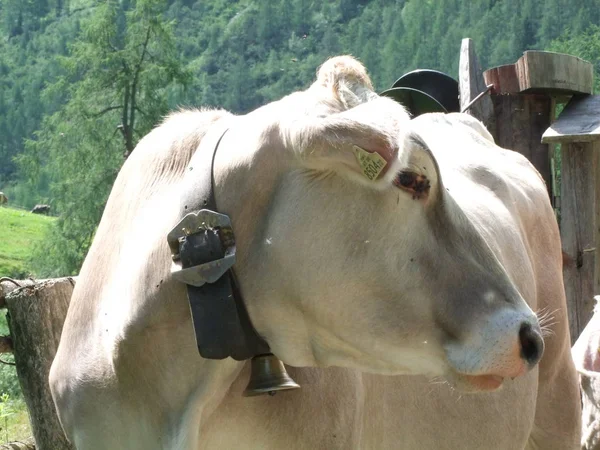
[
  {"x1": 49, "y1": 55, "x2": 581, "y2": 450},
  {"x1": 31, "y1": 204, "x2": 51, "y2": 215},
  {"x1": 0, "y1": 192, "x2": 7, "y2": 205},
  {"x1": 572, "y1": 296, "x2": 600, "y2": 449}
]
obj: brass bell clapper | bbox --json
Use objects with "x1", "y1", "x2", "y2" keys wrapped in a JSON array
[{"x1": 243, "y1": 353, "x2": 301, "y2": 397}]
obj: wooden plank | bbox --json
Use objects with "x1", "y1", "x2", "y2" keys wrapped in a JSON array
[
  {"x1": 542, "y1": 95, "x2": 600, "y2": 144},
  {"x1": 560, "y1": 142, "x2": 598, "y2": 344},
  {"x1": 483, "y1": 64, "x2": 519, "y2": 95},
  {"x1": 484, "y1": 51, "x2": 593, "y2": 95},
  {"x1": 519, "y1": 51, "x2": 593, "y2": 94},
  {"x1": 491, "y1": 94, "x2": 552, "y2": 196},
  {"x1": 458, "y1": 38, "x2": 494, "y2": 128},
  {"x1": 6, "y1": 278, "x2": 75, "y2": 450},
  {"x1": 596, "y1": 141, "x2": 600, "y2": 308}
]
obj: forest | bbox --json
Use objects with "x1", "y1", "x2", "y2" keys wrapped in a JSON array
[{"x1": 1, "y1": 0, "x2": 600, "y2": 277}]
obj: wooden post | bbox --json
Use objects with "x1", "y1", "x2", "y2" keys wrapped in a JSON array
[
  {"x1": 484, "y1": 52, "x2": 593, "y2": 197},
  {"x1": 491, "y1": 94, "x2": 553, "y2": 194},
  {"x1": 0, "y1": 438, "x2": 35, "y2": 449},
  {"x1": 458, "y1": 38, "x2": 494, "y2": 129},
  {"x1": 484, "y1": 51, "x2": 593, "y2": 95},
  {"x1": 542, "y1": 95, "x2": 600, "y2": 343},
  {"x1": 4, "y1": 278, "x2": 75, "y2": 450},
  {"x1": 0, "y1": 279, "x2": 38, "y2": 309}
]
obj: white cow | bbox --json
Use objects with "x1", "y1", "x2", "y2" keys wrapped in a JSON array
[
  {"x1": 573, "y1": 296, "x2": 600, "y2": 449},
  {"x1": 49, "y1": 56, "x2": 581, "y2": 450}
]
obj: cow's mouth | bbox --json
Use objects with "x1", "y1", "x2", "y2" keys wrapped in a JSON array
[
  {"x1": 443, "y1": 371, "x2": 506, "y2": 393},
  {"x1": 459, "y1": 373, "x2": 504, "y2": 391}
]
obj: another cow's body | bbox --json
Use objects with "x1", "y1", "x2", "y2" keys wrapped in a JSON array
[
  {"x1": 31, "y1": 204, "x2": 51, "y2": 215},
  {"x1": 50, "y1": 57, "x2": 580, "y2": 449},
  {"x1": 573, "y1": 298, "x2": 600, "y2": 449}
]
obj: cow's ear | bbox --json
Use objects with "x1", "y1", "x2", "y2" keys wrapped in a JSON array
[
  {"x1": 287, "y1": 97, "x2": 413, "y2": 189},
  {"x1": 391, "y1": 133, "x2": 441, "y2": 203}
]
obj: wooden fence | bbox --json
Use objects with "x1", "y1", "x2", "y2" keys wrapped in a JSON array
[{"x1": 0, "y1": 278, "x2": 75, "y2": 450}]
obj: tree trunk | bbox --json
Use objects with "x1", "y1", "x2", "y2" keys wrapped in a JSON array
[{"x1": 5, "y1": 278, "x2": 75, "y2": 450}]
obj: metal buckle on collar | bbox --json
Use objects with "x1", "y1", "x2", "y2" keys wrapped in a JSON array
[{"x1": 167, "y1": 209, "x2": 236, "y2": 287}]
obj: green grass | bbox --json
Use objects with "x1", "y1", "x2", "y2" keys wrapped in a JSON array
[
  {"x1": 0, "y1": 206, "x2": 53, "y2": 441},
  {"x1": 0, "y1": 396, "x2": 32, "y2": 443},
  {"x1": 0, "y1": 206, "x2": 55, "y2": 278}
]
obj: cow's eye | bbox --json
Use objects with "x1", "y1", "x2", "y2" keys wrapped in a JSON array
[{"x1": 393, "y1": 171, "x2": 430, "y2": 199}]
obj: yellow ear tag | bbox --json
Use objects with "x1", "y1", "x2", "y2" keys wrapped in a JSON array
[{"x1": 352, "y1": 145, "x2": 388, "y2": 181}]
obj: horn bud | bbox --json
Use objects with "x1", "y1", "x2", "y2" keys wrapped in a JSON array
[{"x1": 243, "y1": 354, "x2": 300, "y2": 397}]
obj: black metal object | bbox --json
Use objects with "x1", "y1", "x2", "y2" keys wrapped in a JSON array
[
  {"x1": 381, "y1": 69, "x2": 460, "y2": 117},
  {"x1": 169, "y1": 122, "x2": 300, "y2": 396},
  {"x1": 173, "y1": 125, "x2": 269, "y2": 361}
]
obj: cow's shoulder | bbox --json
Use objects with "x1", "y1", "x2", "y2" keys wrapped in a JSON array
[{"x1": 121, "y1": 108, "x2": 232, "y2": 179}]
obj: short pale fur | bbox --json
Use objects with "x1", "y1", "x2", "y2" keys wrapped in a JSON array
[{"x1": 49, "y1": 56, "x2": 581, "y2": 449}]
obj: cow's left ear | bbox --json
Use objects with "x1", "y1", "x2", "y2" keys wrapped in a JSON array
[{"x1": 286, "y1": 97, "x2": 415, "y2": 189}]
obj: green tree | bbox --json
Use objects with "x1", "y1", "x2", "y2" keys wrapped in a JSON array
[
  {"x1": 548, "y1": 25, "x2": 600, "y2": 93},
  {"x1": 18, "y1": 0, "x2": 189, "y2": 276}
]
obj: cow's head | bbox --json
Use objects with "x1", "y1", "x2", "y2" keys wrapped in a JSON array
[{"x1": 217, "y1": 57, "x2": 544, "y2": 393}]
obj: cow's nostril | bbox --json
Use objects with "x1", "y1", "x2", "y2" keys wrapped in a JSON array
[{"x1": 519, "y1": 323, "x2": 544, "y2": 367}]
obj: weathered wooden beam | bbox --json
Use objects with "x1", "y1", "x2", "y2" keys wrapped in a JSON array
[
  {"x1": 458, "y1": 38, "x2": 494, "y2": 129},
  {"x1": 542, "y1": 95, "x2": 600, "y2": 342},
  {"x1": 484, "y1": 51, "x2": 593, "y2": 95},
  {"x1": 0, "y1": 438, "x2": 35, "y2": 450},
  {"x1": 6, "y1": 278, "x2": 75, "y2": 450},
  {"x1": 542, "y1": 95, "x2": 600, "y2": 144},
  {"x1": 0, "y1": 279, "x2": 37, "y2": 309},
  {"x1": 491, "y1": 94, "x2": 552, "y2": 195},
  {"x1": 0, "y1": 278, "x2": 77, "y2": 309},
  {"x1": 558, "y1": 142, "x2": 599, "y2": 343}
]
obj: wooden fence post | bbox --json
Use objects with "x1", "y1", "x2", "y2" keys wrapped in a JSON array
[
  {"x1": 1, "y1": 278, "x2": 76, "y2": 450},
  {"x1": 458, "y1": 38, "x2": 494, "y2": 129},
  {"x1": 0, "y1": 437, "x2": 35, "y2": 449},
  {"x1": 482, "y1": 51, "x2": 593, "y2": 196},
  {"x1": 482, "y1": 51, "x2": 595, "y2": 344},
  {"x1": 543, "y1": 95, "x2": 600, "y2": 343},
  {"x1": 491, "y1": 93, "x2": 553, "y2": 193}
]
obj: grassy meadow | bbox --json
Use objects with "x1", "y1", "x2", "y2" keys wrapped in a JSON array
[
  {"x1": 0, "y1": 205, "x2": 54, "y2": 441},
  {"x1": 0, "y1": 206, "x2": 55, "y2": 279}
]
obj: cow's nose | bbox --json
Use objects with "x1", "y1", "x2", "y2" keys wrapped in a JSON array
[{"x1": 519, "y1": 323, "x2": 544, "y2": 368}]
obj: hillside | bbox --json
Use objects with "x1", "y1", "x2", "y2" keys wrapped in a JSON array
[
  {"x1": 0, "y1": 207, "x2": 55, "y2": 278},
  {"x1": 3, "y1": 0, "x2": 599, "y2": 190}
]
